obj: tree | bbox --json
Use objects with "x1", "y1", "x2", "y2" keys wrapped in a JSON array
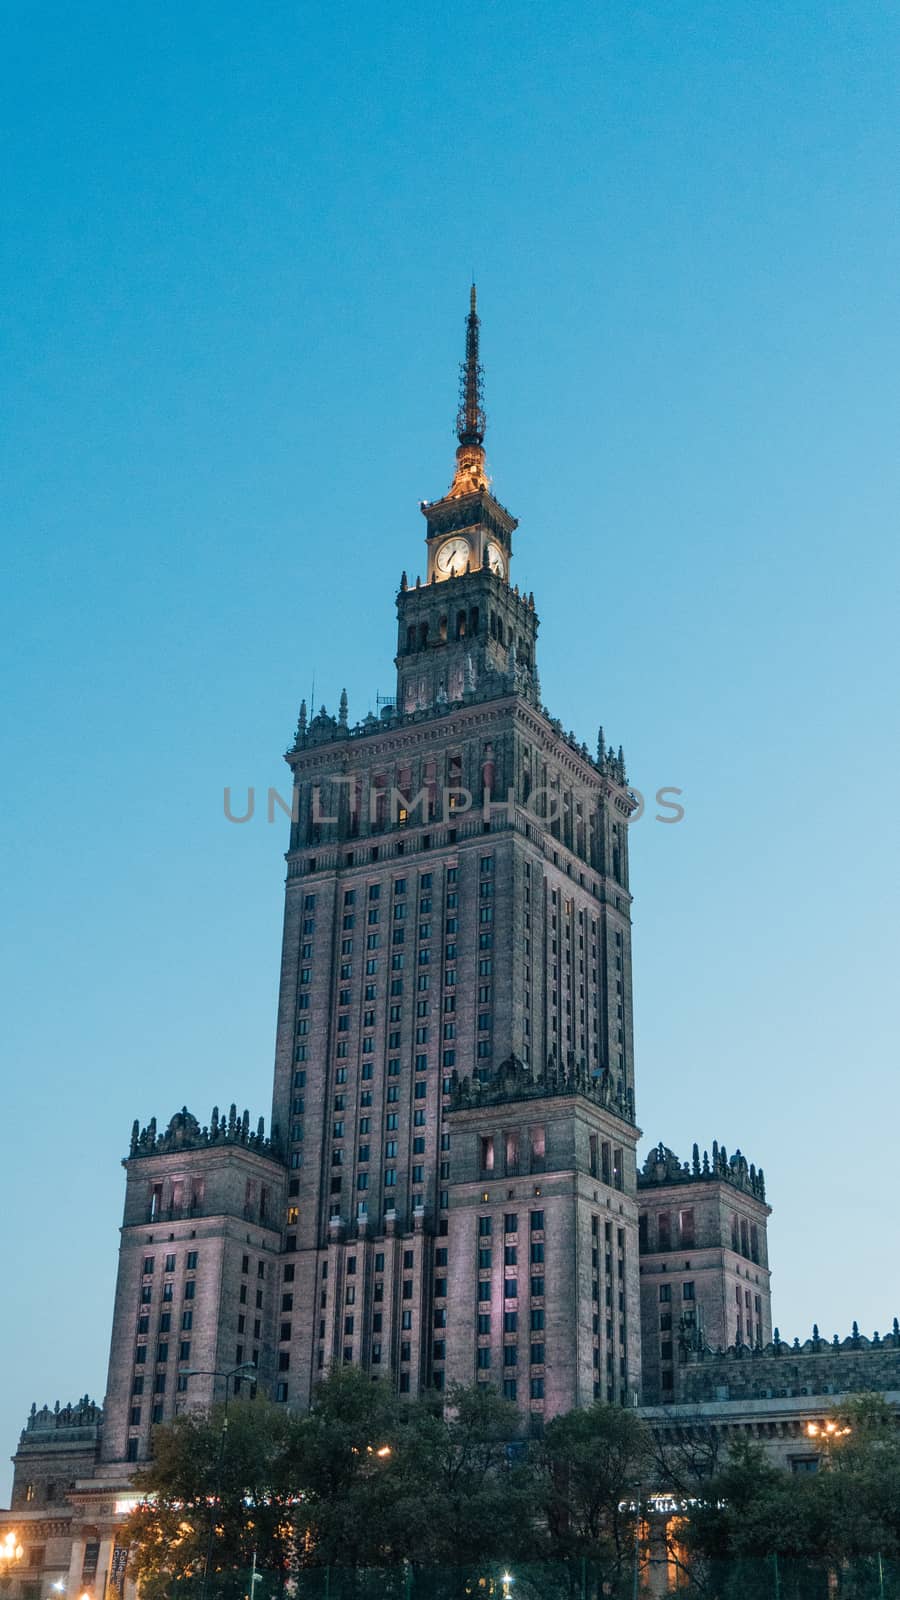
[
  {"x1": 812, "y1": 1394, "x2": 900, "y2": 1565},
  {"x1": 648, "y1": 1413, "x2": 727, "y2": 1499},
  {"x1": 678, "y1": 1402, "x2": 900, "y2": 1599},
  {"x1": 397, "y1": 1383, "x2": 542, "y2": 1572},
  {"x1": 541, "y1": 1401, "x2": 651, "y2": 1580},
  {"x1": 284, "y1": 1366, "x2": 411, "y2": 1570},
  {"x1": 123, "y1": 1398, "x2": 297, "y2": 1600}
]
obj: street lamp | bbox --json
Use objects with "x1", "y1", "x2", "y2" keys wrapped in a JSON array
[
  {"x1": 0, "y1": 1532, "x2": 23, "y2": 1589},
  {"x1": 181, "y1": 1364, "x2": 258, "y2": 1600}
]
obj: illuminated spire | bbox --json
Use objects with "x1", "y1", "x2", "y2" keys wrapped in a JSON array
[{"x1": 448, "y1": 284, "x2": 490, "y2": 498}]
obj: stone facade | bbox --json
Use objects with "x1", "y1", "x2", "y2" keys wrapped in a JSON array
[
  {"x1": 101, "y1": 1108, "x2": 286, "y2": 1466},
  {"x1": 636, "y1": 1141, "x2": 772, "y2": 1404},
  {"x1": 5, "y1": 1402, "x2": 103, "y2": 1599}
]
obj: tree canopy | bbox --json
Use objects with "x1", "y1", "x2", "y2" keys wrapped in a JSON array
[
  {"x1": 122, "y1": 1374, "x2": 653, "y2": 1593},
  {"x1": 122, "y1": 1381, "x2": 900, "y2": 1598}
]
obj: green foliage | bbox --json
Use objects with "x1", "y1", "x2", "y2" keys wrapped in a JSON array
[
  {"x1": 285, "y1": 1367, "x2": 411, "y2": 1568},
  {"x1": 541, "y1": 1401, "x2": 651, "y2": 1581},
  {"x1": 394, "y1": 1382, "x2": 543, "y2": 1571},
  {"x1": 124, "y1": 1375, "x2": 546, "y2": 1591},
  {"x1": 679, "y1": 1394, "x2": 900, "y2": 1589},
  {"x1": 123, "y1": 1398, "x2": 297, "y2": 1600},
  {"x1": 123, "y1": 1379, "x2": 900, "y2": 1600}
]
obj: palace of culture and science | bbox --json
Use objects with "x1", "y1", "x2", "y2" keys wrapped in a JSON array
[{"x1": 3, "y1": 293, "x2": 897, "y2": 1600}]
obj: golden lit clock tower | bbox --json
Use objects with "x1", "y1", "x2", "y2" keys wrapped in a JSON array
[{"x1": 396, "y1": 286, "x2": 540, "y2": 715}]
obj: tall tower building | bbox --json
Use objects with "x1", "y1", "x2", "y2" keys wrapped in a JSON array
[{"x1": 270, "y1": 289, "x2": 643, "y2": 1425}]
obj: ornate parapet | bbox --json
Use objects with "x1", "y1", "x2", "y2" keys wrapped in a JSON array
[
  {"x1": 676, "y1": 1319, "x2": 900, "y2": 1405},
  {"x1": 20, "y1": 1397, "x2": 102, "y2": 1443},
  {"x1": 289, "y1": 692, "x2": 630, "y2": 790},
  {"x1": 448, "y1": 1051, "x2": 636, "y2": 1123},
  {"x1": 682, "y1": 1317, "x2": 900, "y2": 1366},
  {"x1": 638, "y1": 1139, "x2": 766, "y2": 1201},
  {"x1": 127, "y1": 1104, "x2": 282, "y2": 1162}
]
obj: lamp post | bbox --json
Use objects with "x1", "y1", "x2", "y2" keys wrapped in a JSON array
[
  {"x1": 182, "y1": 1363, "x2": 258, "y2": 1600},
  {"x1": 627, "y1": 1483, "x2": 644, "y2": 1600}
]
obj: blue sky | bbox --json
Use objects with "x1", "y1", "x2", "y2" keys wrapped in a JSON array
[{"x1": 2, "y1": 0, "x2": 899, "y2": 1494}]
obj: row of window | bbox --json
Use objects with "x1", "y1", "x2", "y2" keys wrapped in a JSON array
[
  {"x1": 139, "y1": 1277, "x2": 195, "y2": 1306},
  {"x1": 142, "y1": 1251, "x2": 198, "y2": 1274}
]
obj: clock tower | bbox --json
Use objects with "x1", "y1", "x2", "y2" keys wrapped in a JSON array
[{"x1": 396, "y1": 286, "x2": 540, "y2": 715}]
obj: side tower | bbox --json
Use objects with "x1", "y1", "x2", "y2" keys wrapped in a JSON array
[
  {"x1": 100, "y1": 1108, "x2": 285, "y2": 1466},
  {"x1": 269, "y1": 289, "x2": 642, "y2": 1423},
  {"x1": 636, "y1": 1141, "x2": 772, "y2": 1405}
]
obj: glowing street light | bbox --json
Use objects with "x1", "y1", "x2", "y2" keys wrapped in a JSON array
[{"x1": 0, "y1": 1533, "x2": 23, "y2": 1574}]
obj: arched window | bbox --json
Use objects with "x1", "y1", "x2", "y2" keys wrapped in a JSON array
[
  {"x1": 469, "y1": 607, "x2": 479, "y2": 636},
  {"x1": 456, "y1": 610, "x2": 467, "y2": 639},
  {"x1": 439, "y1": 614, "x2": 448, "y2": 642},
  {"x1": 419, "y1": 622, "x2": 429, "y2": 648}
]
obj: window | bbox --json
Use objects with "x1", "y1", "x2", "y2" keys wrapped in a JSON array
[
  {"x1": 529, "y1": 1125, "x2": 545, "y2": 1172},
  {"x1": 659, "y1": 1284, "x2": 671, "y2": 1303},
  {"x1": 682, "y1": 1281, "x2": 695, "y2": 1301}
]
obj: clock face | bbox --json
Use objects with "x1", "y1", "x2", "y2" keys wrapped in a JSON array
[
  {"x1": 435, "y1": 535, "x2": 470, "y2": 578},
  {"x1": 485, "y1": 539, "x2": 506, "y2": 578}
]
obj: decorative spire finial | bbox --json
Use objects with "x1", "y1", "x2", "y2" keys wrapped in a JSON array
[
  {"x1": 457, "y1": 283, "x2": 486, "y2": 448},
  {"x1": 448, "y1": 285, "x2": 490, "y2": 498}
]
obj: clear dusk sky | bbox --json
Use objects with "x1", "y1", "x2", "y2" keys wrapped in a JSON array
[{"x1": 2, "y1": 0, "x2": 899, "y2": 1498}]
